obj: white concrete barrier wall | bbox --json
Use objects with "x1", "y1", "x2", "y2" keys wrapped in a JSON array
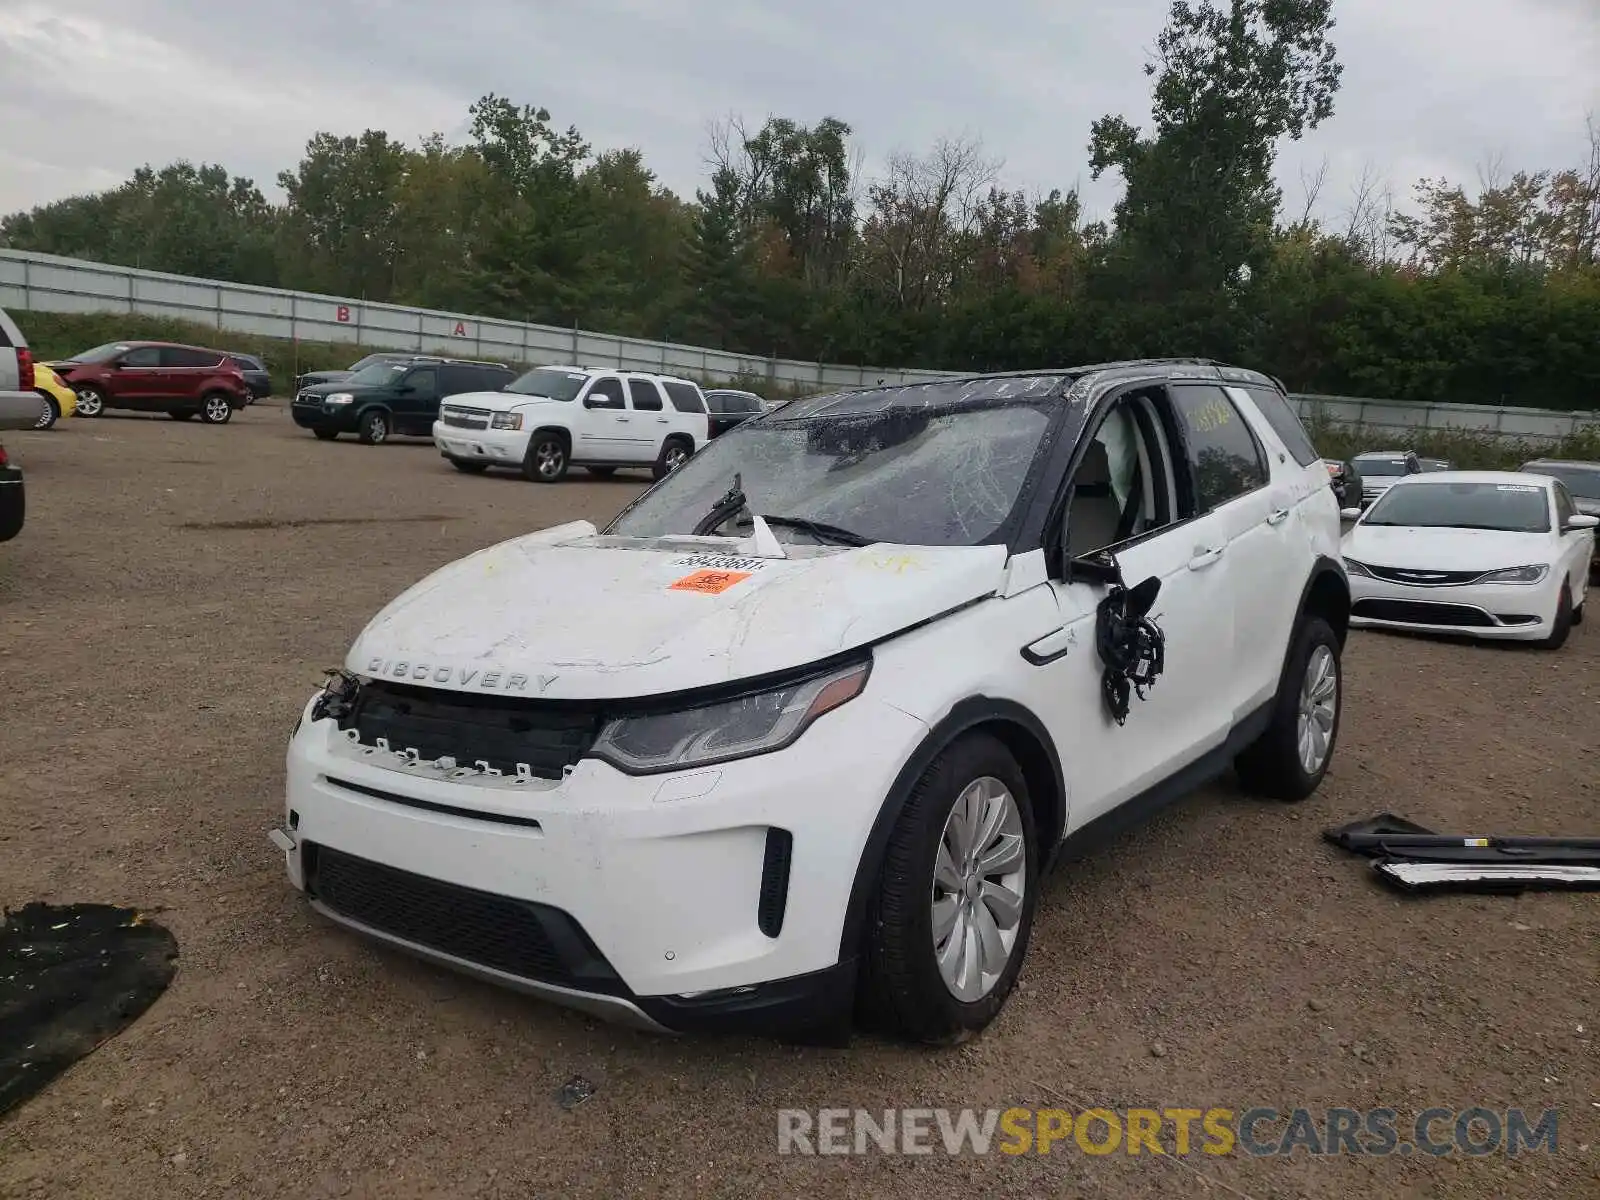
[{"x1": 1, "y1": 248, "x2": 1595, "y2": 438}]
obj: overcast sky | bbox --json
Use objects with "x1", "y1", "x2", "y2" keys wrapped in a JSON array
[{"x1": 2, "y1": 0, "x2": 1597, "y2": 229}]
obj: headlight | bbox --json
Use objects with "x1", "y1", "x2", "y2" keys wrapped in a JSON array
[
  {"x1": 1342, "y1": 557, "x2": 1374, "y2": 578},
  {"x1": 491, "y1": 411, "x2": 523, "y2": 431},
  {"x1": 1479, "y1": 564, "x2": 1548, "y2": 584},
  {"x1": 589, "y1": 661, "x2": 870, "y2": 774},
  {"x1": 325, "y1": 393, "x2": 353, "y2": 405}
]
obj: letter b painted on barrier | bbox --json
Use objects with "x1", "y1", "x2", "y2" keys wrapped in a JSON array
[{"x1": 336, "y1": 304, "x2": 350, "y2": 323}]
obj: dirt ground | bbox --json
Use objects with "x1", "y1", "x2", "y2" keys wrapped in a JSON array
[{"x1": 1, "y1": 404, "x2": 1596, "y2": 1199}]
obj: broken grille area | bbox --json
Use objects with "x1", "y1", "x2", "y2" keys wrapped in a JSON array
[
  {"x1": 339, "y1": 680, "x2": 603, "y2": 780},
  {"x1": 304, "y1": 843, "x2": 622, "y2": 990}
]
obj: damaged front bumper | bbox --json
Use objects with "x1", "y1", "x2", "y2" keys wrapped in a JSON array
[{"x1": 273, "y1": 687, "x2": 927, "y2": 1036}]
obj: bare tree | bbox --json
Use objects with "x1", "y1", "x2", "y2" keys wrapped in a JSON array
[
  {"x1": 1342, "y1": 159, "x2": 1396, "y2": 264},
  {"x1": 1294, "y1": 156, "x2": 1330, "y2": 229}
]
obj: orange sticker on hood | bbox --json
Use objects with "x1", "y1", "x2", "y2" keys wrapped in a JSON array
[{"x1": 669, "y1": 568, "x2": 753, "y2": 595}]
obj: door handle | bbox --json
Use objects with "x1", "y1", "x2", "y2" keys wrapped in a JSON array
[
  {"x1": 1267, "y1": 507, "x2": 1290, "y2": 526},
  {"x1": 1021, "y1": 625, "x2": 1077, "y2": 666},
  {"x1": 616, "y1": 417, "x2": 630, "y2": 423},
  {"x1": 1188, "y1": 546, "x2": 1225, "y2": 570}
]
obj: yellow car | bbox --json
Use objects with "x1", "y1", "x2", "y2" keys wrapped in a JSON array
[{"x1": 33, "y1": 362, "x2": 77, "y2": 428}]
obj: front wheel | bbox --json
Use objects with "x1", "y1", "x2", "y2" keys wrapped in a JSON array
[
  {"x1": 34, "y1": 396, "x2": 59, "y2": 430},
  {"x1": 1539, "y1": 585, "x2": 1573, "y2": 650},
  {"x1": 74, "y1": 386, "x2": 106, "y2": 417},
  {"x1": 1234, "y1": 616, "x2": 1342, "y2": 801},
  {"x1": 199, "y1": 393, "x2": 233, "y2": 424},
  {"x1": 357, "y1": 409, "x2": 389, "y2": 445},
  {"x1": 858, "y1": 733, "x2": 1038, "y2": 1044},
  {"x1": 522, "y1": 433, "x2": 569, "y2": 483}
]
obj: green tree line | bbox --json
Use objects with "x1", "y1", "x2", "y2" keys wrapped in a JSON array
[{"x1": 4, "y1": 1, "x2": 1598, "y2": 409}]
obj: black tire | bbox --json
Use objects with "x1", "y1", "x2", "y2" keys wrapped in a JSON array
[
  {"x1": 74, "y1": 386, "x2": 106, "y2": 417},
  {"x1": 450, "y1": 458, "x2": 490, "y2": 474},
  {"x1": 198, "y1": 393, "x2": 233, "y2": 424},
  {"x1": 1571, "y1": 597, "x2": 1584, "y2": 627},
  {"x1": 1539, "y1": 586, "x2": 1573, "y2": 650},
  {"x1": 858, "y1": 732, "x2": 1039, "y2": 1045},
  {"x1": 170, "y1": 410, "x2": 195, "y2": 421},
  {"x1": 313, "y1": 429, "x2": 338, "y2": 441},
  {"x1": 357, "y1": 409, "x2": 390, "y2": 445},
  {"x1": 586, "y1": 466, "x2": 617, "y2": 478},
  {"x1": 1234, "y1": 615, "x2": 1342, "y2": 802},
  {"x1": 34, "y1": 396, "x2": 59, "y2": 430},
  {"x1": 522, "y1": 431, "x2": 569, "y2": 483},
  {"x1": 0, "y1": 485, "x2": 22, "y2": 543},
  {"x1": 653, "y1": 436, "x2": 693, "y2": 482}
]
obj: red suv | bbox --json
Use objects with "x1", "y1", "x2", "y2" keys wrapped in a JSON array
[{"x1": 51, "y1": 341, "x2": 250, "y2": 424}]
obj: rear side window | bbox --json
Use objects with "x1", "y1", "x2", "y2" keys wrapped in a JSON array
[
  {"x1": 662, "y1": 381, "x2": 705, "y2": 413},
  {"x1": 403, "y1": 367, "x2": 438, "y2": 395},
  {"x1": 161, "y1": 347, "x2": 222, "y2": 368},
  {"x1": 627, "y1": 379, "x2": 664, "y2": 411},
  {"x1": 1240, "y1": 385, "x2": 1319, "y2": 467},
  {"x1": 1170, "y1": 384, "x2": 1269, "y2": 511},
  {"x1": 587, "y1": 377, "x2": 626, "y2": 409}
]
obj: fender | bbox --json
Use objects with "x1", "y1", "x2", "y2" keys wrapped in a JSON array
[{"x1": 837, "y1": 695, "x2": 1065, "y2": 960}]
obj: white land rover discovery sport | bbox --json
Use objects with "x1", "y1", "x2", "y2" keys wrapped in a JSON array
[
  {"x1": 278, "y1": 359, "x2": 1350, "y2": 1045},
  {"x1": 433, "y1": 364, "x2": 711, "y2": 482}
]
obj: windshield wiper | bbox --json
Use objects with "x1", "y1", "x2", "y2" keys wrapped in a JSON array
[
  {"x1": 732, "y1": 514, "x2": 876, "y2": 547},
  {"x1": 691, "y1": 474, "x2": 748, "y2": 535}
]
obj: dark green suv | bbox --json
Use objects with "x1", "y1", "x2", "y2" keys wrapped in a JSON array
[{"x1": 291, "y1": 357, "x2": 515, "y2": 444}]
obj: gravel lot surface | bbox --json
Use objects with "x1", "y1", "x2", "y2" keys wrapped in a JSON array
[{"x1": 1, "y1": 405, "x2": 1596, "y2": 1199}]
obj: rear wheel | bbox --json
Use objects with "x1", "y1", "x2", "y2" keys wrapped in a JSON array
[
  {"x1": 858, "y1": 733, "x2": 1038, "y2": 1044},
  {"x1": 451, "y1": 458, "x2": 490, "y2": 474},
  {"x1": 34, "y1": 396, "x2": 59, "y2": 430},
  {"x1": 198, "y1": 393, "x2": 233, "y2": 424},
  {"x1": 653, "y1": 436, "x2": 692, "y2": 481},
  {"x1": 522, "y1": 432, "x2": 569, "y2": 483},
  {"x1": 74, "y1": 386, "x2": 106, "y2": 417},
  {"x1": 357, "y1": 409, "x2": 389, "y2": 445},
  {"x1": 1540, "y1": 586, "x2": 1573, "y2": 650},
  {"x1": 1234, "y1": 616, "x2": 1342, "y2": 801}
]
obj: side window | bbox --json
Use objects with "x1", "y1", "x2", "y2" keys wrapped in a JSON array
[
  {"x1": 1170, "y1": 384, "x2": 1269, "y2": 512},
  {"x1": 705, "y1": 394, "x2": 729, "y2": 414},
  {"x1": 1241, "y1": 385, "x2": 1319, "y2": 467},
  {"x1": 661, "y1": 382, "x2": 705, "y2": 413},
  {"x1": 165, "y1": 347, "x2": 220, "y2": 368},
  {"x1": 403, "y1": 367, "x2": 438, "y2": 396},
  {"x1": 586, "y1": 377, "x2": 626, "y2": 409},
  {"x1": 1553, "y1": 483, "x2": 1576, "y2": 528},
  {"x1": 627, "y1": 379, "x2": 664, "y2": 411},
  {"x1": 1062, "y1": 393, "x2": 1178, "y2": 560},
  {"x1": 484, "y1": 368, "x2": 512, "y2": 391},
  {"x1": 123, "y1": 347, "x2": 162, "y2": 367},
  {"x1": 738, "y1": 394, "x2": 765, "y2": 413},
  {"x1": 438, "y1": 365, "x2": 468, "y2": 395}
]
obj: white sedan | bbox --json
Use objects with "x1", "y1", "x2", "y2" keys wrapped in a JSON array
[{"x1": 1341, "y1": 470, "x2": 1597, "y2": 648}]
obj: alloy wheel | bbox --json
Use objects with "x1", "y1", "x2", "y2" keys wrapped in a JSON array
[{"x1": 931, "y1": 776, "x2": 1028, "y2": 1003}]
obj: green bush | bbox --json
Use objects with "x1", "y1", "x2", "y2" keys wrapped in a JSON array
[{"x1": 1305, "y1": 413, "x2": 1600, "y2": 471}]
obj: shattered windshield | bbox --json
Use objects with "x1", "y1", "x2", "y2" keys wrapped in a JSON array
[{"x1": 608, "y1": 379, "x2": 1066, "y2": 547}]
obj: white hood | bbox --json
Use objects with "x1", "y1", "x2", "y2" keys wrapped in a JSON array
[
  {"x1": 347, "y1": 521, "x2": 1011, "y2": 700},
  {"x1": 1343, "y1": 524, "x2": 1548, "y2": 572},
  {"x1": 439, "y1": 389, "x2": 558, "y2": 414}
]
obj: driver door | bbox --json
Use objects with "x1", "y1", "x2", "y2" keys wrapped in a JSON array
[
  {"x1": 1024, "y1": 387, "x2": 1235, "y2": 834},
  {"x1": 575, "y1": 376, "x2": 628, "y2": 458}
]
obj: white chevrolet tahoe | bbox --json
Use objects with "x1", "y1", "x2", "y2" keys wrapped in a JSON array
[
  {"x1": 278, "y1": 359, "x2": 1350, "y2": 1046},
  {"x1": 433, "y1": 364, "x2": 712, "y2": 482}
]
